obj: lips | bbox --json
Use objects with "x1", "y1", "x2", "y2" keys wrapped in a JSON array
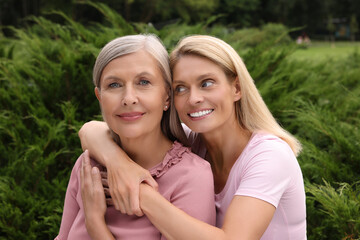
[
  {"x1": 188, "y1": 109, "x2": 213, "y2": 118},
  {"x1": 117, "y1": 112, "x2": 144, "y2": 121}
]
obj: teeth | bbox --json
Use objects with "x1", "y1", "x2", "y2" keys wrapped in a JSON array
[{"x1": 189, "y1": 110, "x2": 213, "y2": 118}]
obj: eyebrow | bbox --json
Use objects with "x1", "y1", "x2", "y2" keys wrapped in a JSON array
[
  {"x1": 103, "y1": 71, "x2": 154, "y2": 82},
  {"x1": 173, "y1": 73, "x2": 215, "y2": 84}
]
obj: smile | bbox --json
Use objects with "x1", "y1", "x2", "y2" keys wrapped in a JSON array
[
  {"x1": 188, "y1": 109, "x2": 213, "y2": 118},
  {"x1": 117, "y1": 112, "x2": 144, "y2": 121}
]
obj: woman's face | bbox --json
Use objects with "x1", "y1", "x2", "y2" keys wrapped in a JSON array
[
  {"x1": 172, "y1": 55, "x2": 241, "y2": 133},
  {"x1": 96, "y1": 50, "x2": 169, "y2": 141}
]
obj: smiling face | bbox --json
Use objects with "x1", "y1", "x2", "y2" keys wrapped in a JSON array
[
  {"x1": 172, "y1": 54, "x2": 241, "y2": 134},
  {"x1": 95, "y1": 50, "x2": 170, "y2": 141}
]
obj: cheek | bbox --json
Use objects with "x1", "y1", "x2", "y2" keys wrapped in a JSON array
[
  {"x1": 174, "y1": 96, "x2": 185, "y2": 113},
  {"x1": 100, "y1": 95, "x2": 119, "y2": 114}
]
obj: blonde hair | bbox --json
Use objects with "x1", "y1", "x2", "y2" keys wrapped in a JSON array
[
  {"x1": 93, "y1": 34, "x2": 188, "y2": 146},
  {"x1": 170, "y1": 35, "x2": 301, "y2": 155}
]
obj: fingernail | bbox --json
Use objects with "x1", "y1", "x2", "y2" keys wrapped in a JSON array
[{"x1": 92, "y1": 167, "x2": 99, "y2": 174}]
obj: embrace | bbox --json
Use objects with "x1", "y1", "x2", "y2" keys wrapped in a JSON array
[{"x1": 55, "y1": 34, "x2": 307, "y2": 240}]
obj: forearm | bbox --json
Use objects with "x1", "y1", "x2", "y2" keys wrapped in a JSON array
[
  {"x1": 85, "y1": 217, "x2": 115, "y2": 240},
  {"x1": 78, "y1": 120, "x2": 130, "y2": 166},
  {"x1": 139, "y1": 184, "x2": 226, "y2": 240}
]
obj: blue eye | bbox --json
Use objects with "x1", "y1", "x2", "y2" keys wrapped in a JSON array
[
  {"x1": 175, "y1": 85, "x2": 186, "y2": 93},
  {"x1": 201, "y1": 80, "x2": 214, "y2": 88},
  {"x1": 139, "y1": 79, "x2": 150, "y2": 86},
  {"x1": 109, "y1": 82, "x2": 121, "y2": 88}
]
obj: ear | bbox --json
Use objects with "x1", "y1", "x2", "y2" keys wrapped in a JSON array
[
  {"x1": 163, "y1": 88, "x2": 171, "y2": 111},
  {"x1": 164, "y1": 97, "x2": 170, "y2": 111},
  {"x1": 232, "y1": 77, "x2": 241, "y2": 102},
  {"x1": 94, "y1": 87, "x2": 101, "y2": 102}
]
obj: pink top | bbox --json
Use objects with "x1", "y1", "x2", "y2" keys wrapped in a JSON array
[
  {"x1": 56, "y1": 141, "x2": 216, "y2": 240},
  {"x1": 184, "y1": 125, "x2": 307, "y2": 240}
]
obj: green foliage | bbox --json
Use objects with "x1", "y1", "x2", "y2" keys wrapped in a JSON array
[
  {"x1": 0, "y1": 2, "x2": 359, "y2": 239},
  {"x1": 306, "y1": 180, "x2": 360, "y2": 239}
]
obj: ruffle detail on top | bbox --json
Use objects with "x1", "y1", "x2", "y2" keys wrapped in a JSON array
[{"x1": 149, "y1": 141, "x2": 190, "y2": 178}]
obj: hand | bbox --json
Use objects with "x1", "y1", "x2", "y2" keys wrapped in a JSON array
[
  {"x1": 106, "y1": 158, "x2": 158, "y2": 216},
  {"x1": 78, "y1": 120, "x2": 158, "y2": 217},
  {"x1": 99, "y1": 171, "x2": 114, "y2": 206},
  {"x1": 80, "y1": 150, "x2": 107, "y2": 222}
]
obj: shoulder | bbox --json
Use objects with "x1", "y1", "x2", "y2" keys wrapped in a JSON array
[
  {"x1": 237, "y1": 133, "x2": 301, "y2": 181},
  {"x1": 245, "y1": 132, "x2": 296, "y2": 163},
  {"x1": 150, "y1": 141, "x2": 212, "y2": 179},
  {"x1": 71, "y1": 152, "x2": 104, "y2": 175},
  {"x1": 173, "y1": 141, "x2": 211, "y2": 173},
  {"x1": 71, "y1": 153, "x2": 84, "y2": 174}
]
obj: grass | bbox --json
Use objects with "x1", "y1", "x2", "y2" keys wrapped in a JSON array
[{"x1": 290, "y1": 41, "x2": 360, "y2": 61}]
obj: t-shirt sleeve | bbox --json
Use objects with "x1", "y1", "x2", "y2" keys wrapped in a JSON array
[
  {"x1": 235, "y1": 140, "x2": 294, "y2": 208},
  {"x1": 55, "y1": 155, "x2": 82, "y2": 240},
  {"x1": 170, "y1": 156, "x2": 216, "y2": 226}
]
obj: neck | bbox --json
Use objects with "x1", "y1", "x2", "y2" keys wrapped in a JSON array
[
  {"x1": 120, "y1": 130, "x2": 173, "y2": 169},
  {"x1": 201, "y1": 117, "x2": 252, "y2": 194},
  {"x1": 201, "y1": 117, "x2": 252, "y2": 175}
]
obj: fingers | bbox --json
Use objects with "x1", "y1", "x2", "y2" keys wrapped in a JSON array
[
  {"x1": 102, "y1": 178, "x2": 109, "y2": 188},
  {"x1": 142, "y1": 174, "x2": 159, "y2": 191},
  {"x1": 104, "y1": 187, "x2": 111, "y2": 198},
  {"x1": 100, "y1": 171, "x2": 107, "y2": 179},
  {"x1": 104, "y1": 163, "x2": 156, "y2": 216},
  {"x1": 106, "y1": 198, "x2": 114, "y2": 206},
  {"x1": 130, "y1": 186, "x2": 144, "y2": 217},
  {"x1": 81, "y1": 150, "x2": 92, "y2": 192},
  {"x1": 91, "y1": 166, "x2": 103, "y2": 193},
  {"x1": 110, "y1": 186, "x2": 127, "y2": 214}
]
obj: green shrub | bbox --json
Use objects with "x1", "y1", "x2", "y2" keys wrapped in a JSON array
[
  {"x1": 306, "y1": 180, "x2": 360, "y2": 240},
  {"x1": 0, "y1": 2, "x2": 359, "y2": 239}
]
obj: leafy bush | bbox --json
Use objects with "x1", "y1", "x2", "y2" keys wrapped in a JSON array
[{"x1": 0, "y1": 2, "x2": 359, "y2": 239}]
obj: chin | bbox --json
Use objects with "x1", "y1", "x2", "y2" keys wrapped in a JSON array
[{"x1": 186, "y1": 123, "x2": 213, "y2": 134}]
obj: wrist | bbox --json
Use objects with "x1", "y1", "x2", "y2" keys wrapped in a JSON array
[
  {"x1": 85, "y1": 214, "x2": 105, "y2": 229},
  {"x1": 139, "y1": 184, "x2": 156, "y2": 212},
  {"x1": 86, "y1": 217, "x2": 114, "y2": 240},
  {"x1": 103, "y1": 148, "x2": 133, "y2": 168}
]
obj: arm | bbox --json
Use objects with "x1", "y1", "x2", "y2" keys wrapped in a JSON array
[
  {"x1": 78, "y1": 120, "x2": 158, "y2": 216},
  {"x1": 139, "y1": 140, "x2": 298, "y2": 239},
  {"x1": 140, "y1": 185, "x2": 275, "y2": 240},
  {"x1": 80, "y1": 150, "x2": 115, "y2": 240}
]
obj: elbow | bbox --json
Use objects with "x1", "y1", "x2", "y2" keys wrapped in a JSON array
[{"x1": 78, "y1": 120, "x2": 98, "y2": 139}]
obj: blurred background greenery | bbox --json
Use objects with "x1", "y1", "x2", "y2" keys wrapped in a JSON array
[
  {"x1": 0, "y1": 1, "x2": 359, "y2": 239},
  {"x1": 1, "y1": 0, "x2": 360, "y2": 41}
]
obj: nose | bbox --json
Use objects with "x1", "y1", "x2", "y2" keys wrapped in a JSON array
[
  {"x1": 122, "y1": 86, "x2": 138, "y2": 106},
  {"x1": 188, "y1": 88, "x2": 203, "y2": 105}
]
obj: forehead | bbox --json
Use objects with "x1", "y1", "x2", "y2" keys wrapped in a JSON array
[
  {"x1": 172, "y1": 54, "x2": 226, "y2": 81},
  {"x1": 107, "y1": 50, "x2": 157, "y2": 70},
  {"x1": 101, "y1": 50, "x2": 162, "y2": 78}
]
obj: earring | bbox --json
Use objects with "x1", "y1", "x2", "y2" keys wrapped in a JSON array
[{"x1": 164, "y1": 105, "x2": 168, "y2": 110}]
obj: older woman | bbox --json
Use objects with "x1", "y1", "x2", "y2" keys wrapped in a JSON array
[{"x1": 55, "y1": 34, "x2": 215, "y2": 240}]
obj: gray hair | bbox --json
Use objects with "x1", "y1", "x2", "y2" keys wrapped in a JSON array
[{"x1": 93, "y1": 34, "x2": 171, "y2": 89}]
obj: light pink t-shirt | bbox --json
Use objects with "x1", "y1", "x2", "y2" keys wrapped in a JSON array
[
  {"x1": 184, "y1": 125, "x2": 307, "y2": 240},
  {"x1": 55, "y1": 141, "x2": 216, "y2": 240}
]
